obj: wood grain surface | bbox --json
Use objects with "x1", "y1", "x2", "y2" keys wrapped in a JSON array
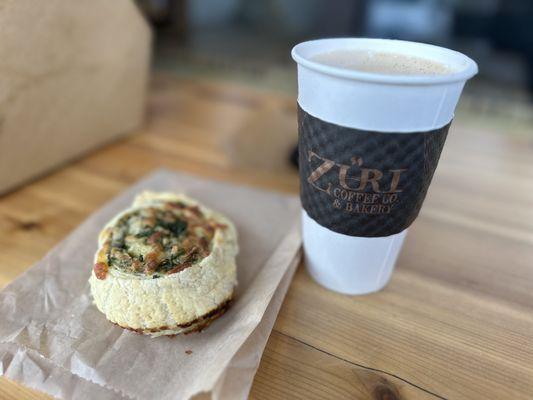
[{"x1": 1, "y1": 74, "x2": 533, "y2": 400}]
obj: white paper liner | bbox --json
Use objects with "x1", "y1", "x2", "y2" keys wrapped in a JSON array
[{"x1": 0, "y1": 169, "x2": 302, "y2": 400}]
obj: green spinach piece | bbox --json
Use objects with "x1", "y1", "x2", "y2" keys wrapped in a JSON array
[{"x1": 160, "y1": 219, "x2": 188, "y2": 237}]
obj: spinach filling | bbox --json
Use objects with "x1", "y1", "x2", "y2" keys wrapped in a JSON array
[{"x1": 106, "y1": 203, "x2": 213, "y2": 276}]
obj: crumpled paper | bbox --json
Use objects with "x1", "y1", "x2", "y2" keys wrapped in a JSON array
[{"x1": 0, "y1": 169, "x2": 302, "y2": 400}]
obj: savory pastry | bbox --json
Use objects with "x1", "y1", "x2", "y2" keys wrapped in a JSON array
[{"x1": 89, "y1": 191, "x2": 238, "y2": 337}]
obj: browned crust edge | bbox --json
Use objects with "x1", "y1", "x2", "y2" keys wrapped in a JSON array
[{"x1": 111, "y1": 297, "x2": 233, "y2": 337}]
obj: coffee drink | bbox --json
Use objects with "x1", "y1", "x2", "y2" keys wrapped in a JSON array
[
  {"x1": 310, "y1": 49, "x2": 454, "y2": 75},
  {"x1": 293, "y1": 38, "x2": 477, "y2": 294}
]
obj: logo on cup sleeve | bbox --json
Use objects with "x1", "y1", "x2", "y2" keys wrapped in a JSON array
[
  {"x1": 298, "y1": 105, "x2": 450, "y2": 237},
  {"x1": 306, "y1": 151, "x2": 407, "y2": 216}
]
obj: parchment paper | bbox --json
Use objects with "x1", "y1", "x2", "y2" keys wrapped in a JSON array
[{"x1": 0, "y1": 169, "x2": 302, "y2": 399}]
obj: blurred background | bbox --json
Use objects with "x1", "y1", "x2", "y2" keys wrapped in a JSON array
[
  {"x1": 138, "y1": 0, "x2": 533, "y2": 135},
  {"x1": 2, "y1": 0, "x2": 532, "y2": 197}
]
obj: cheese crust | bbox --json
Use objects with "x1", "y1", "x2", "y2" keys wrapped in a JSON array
[{"x1": 89, "y1": 191, "x2": 238, "y2": 337}]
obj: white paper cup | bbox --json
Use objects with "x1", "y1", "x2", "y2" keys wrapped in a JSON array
[{"x1": 292, "y1": 38, "x2": 477, "y2": 295}]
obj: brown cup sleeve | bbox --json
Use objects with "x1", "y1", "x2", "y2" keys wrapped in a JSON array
[{"x1": 298, "y1": 105, "x2": 450, "y2": 237}]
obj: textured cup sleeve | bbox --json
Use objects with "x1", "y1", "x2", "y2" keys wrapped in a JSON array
[{"x1": 298, "y1": 105, "x2": 450, "y2": 237}]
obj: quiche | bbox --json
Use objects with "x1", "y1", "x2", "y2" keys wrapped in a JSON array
[{"x1": 89, "y1": 191, "x2": 238, "y2": 337}]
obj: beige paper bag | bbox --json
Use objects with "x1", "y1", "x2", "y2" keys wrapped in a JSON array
[{"x1": 0, "y1": 0, "x2": 151, "y2": 194}]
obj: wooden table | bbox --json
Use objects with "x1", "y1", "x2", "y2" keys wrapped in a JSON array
[{"x1": 1, "y1": 74, "x2": 533, "y2": 400}]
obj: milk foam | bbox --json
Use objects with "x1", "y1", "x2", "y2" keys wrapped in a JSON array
[{"x1": 311, "y1": 49, "x2": 454, "y2": 75}]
